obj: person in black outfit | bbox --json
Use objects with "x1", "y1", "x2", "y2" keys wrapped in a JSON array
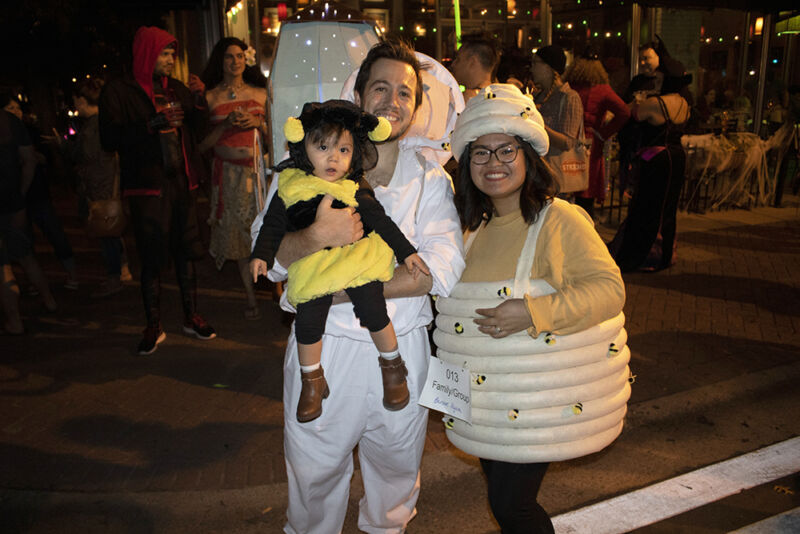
[
  {"x1": 1, "y1": 106, "x2": 57, "y2": 331},
  {"x1": 608, "y1": 58, "x2": 691, "y2": 272},
  {"x1": 99, "y1": 26, "x2": 214, "y2": 355},
  {"x1": 250, "y1": 100, "x2": 428, "y2": 423}
]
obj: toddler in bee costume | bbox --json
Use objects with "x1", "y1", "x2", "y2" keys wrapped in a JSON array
[{"x1": 251, "y1": 100, "x2": 429, "y2": 422}]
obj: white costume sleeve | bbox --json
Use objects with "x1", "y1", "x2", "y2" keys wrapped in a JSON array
[{"x1": 412, "y1": 156, "x2": 465, "y2": 297}]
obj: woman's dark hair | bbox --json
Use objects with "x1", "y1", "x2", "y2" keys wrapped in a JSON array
[
  {"x1": 455, "y1": 136, "x2": 558, "y2": 231},
  {"x1": 275, "y1": 100, "x2": 380, "y2": 182},
  {"x1": 201, "y1": 37, "x2": 267, "y2": 90},
  {"x1": 74, "y1": 78, "x2": 105, "y2": 106}
]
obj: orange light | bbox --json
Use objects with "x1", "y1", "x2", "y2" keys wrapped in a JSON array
[{"x1": 754, "y1": 17, "x2": 763, "y2": 36}]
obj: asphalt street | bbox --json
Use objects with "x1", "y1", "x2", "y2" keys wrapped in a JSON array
[{"x1": 1, "y1": 192, "x2": 799, "y2": 533}]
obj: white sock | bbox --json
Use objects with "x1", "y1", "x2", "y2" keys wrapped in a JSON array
[
  {"x1": 300, "y1": 362, "x2": 321, "y2": 373},
  {"x1": 379, "y1": 349, "x2": 400, "y2": 360}
]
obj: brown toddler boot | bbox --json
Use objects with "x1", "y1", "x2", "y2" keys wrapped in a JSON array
[
  {"x1": 297, "y1": 367, "x2": 329, "y2": 423},
  {"x1": 378, "y1": 355, "x2": 410, "y2": 411}
]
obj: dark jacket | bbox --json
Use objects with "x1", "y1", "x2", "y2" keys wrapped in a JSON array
[{"x1": 98, "y1": 26, "x2": 207, "y2": 196}]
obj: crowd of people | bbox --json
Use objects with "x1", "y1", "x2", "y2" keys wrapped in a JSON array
[{"x1": 1, "y1": 22, "x2": 709, "y2": 532}]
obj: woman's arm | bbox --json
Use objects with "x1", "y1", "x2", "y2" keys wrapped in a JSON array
[
  {"x1": 596, "y1": 85, "x2": 631, "y2": 141},
  {"x1": 524, "y1": 203, "x2": 625, "y2": 337},
  {"x1": 546, "y1": 90, "x2": 584, "y2": 151}
]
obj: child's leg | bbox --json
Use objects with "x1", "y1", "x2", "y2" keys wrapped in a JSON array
[
  {"x1": 346, "y1": 282, "x2": 409, "y2": 411},
  {"x1": 346, "y1": 281, "x2": 394, "y2": 351},
  {"x1": 368, "y1": 322, "x2": 398, "y2": 354},
  {"x1": 297, "y1": 341, "x2": 322, "y2": 370},
  {"x1": 293, "y1": 295, "x2": 333, "y2": 423}
]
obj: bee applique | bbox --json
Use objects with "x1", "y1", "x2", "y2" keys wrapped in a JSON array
[
  {"x1": 572, "y1": 402, "x2": 584, "y2": 415},
  {"x1": 454, "y1": 322, "x2": 464, "y2": 334},
  {"x1": 544, "y1": 333, "x2": 556, "y2": 345},
  {"x1": 520, "y1": 111, "x2": 529, "y2": 119},
  {"x1": 608, "y1": 343, "x2": 619, "y2": 358},
  {"x1": 507, "y1": 408, "x2": 519, "y2": 421},
  {"x1": 473, "y1": 374, "x2": 486, "y2": 385},
  {"x1": 485, "y1": 90, "x2": 496, "y2": 99},
  {"x1": 497, "y1": 286, "x2": 511, "y2": 297},
  {"x1": 441, "y1": 142, "x2": 451, "y2": 151},
  {"x1": 628, "y1": 372, "x2": 637, "y2": 384},
  {"x1": 444, "y1": 417, "x2": 455, "y2": 429}
]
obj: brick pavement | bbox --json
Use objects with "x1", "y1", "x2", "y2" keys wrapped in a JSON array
[{"x1": 1, "y1": 194, "x2": 799, "y2": 497}]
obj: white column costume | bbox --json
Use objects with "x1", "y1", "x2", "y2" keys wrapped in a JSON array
[
  {"x1": 433, "y1": 198, "x2": 631, "y2": 463},
  {"x1": 249, "y1": 48, "x2": 464, "y2": 533},
  {"x1": 252, "y1": 147, "x2": 463, "y2": 534}
]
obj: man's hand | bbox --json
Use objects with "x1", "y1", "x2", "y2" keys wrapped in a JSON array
[
  {"x1": 188, "y1": 74, "x2": 205, "y2": 95},
  {"x1": 274, "y1": 195, "x2": 363, "y2": 267},
  {"x1": 250, "y1": 258, "x2": 268, "y2": 283},
  {"x1": 313, "y1": 195, "x2": 363, "y2": 248},
  {"x1": 403, "y1": 253, "x2": 430, "y2": 280}
]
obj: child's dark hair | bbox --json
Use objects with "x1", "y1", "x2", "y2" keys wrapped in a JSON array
[{"x1": 276, "y1": 100, "x2": 380, "y2": 181}]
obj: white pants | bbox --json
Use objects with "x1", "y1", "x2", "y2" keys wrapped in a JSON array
[{"x1": 283, "y1": 327, "x2": 430, "y2": 534}]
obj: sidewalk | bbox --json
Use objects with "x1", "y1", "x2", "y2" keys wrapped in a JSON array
[{"x1": 2, "y1": 192, "x2": 799, "y2": 533}]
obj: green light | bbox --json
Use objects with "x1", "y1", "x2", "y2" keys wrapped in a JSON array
[
  {"x1": 617, "y1": 32, "x2": 622, "y2": 37},
  {"x1": 556, "y1": 23, "x2": 562, "y2": 29},
  {"x1": 498, "y1": 9, "x2": 502, "y2": 15},
  {"x1": 459, "y1": 84, "x2": 466, "y2": 92},
  {"x1": 432, "y1": 28, "x2": 437, "y2": 32},
  {"x1": 593, "y1": 32, "x2": 599, "y2": 37},
  {"x1": 454, "y1": 0, "x2": 461, "y2": 49},
  {"x1": 582, "y1": 20, "x2": 587, "y2": 25},
  {"x1": 718, "y1": 37, "x2": 723, "y2": 42},
  {"x1": 527, "y1": 10, "x2": 531, "y2": 15},
  {"x1": 399, "y1": 25, "x2": 404, "y2": 31}
]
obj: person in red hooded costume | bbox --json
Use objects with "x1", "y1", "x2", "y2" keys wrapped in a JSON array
[{"x1": 99, "y1": 26, "x2": 215, "y2": 355}]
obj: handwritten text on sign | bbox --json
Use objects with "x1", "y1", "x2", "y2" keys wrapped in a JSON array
[{"x1": 418, "y1": 357, "x2": 471, "y2": 424}]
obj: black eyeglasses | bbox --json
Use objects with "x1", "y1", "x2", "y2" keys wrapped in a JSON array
[{"x1": 470, "y1": 145, "x2": 521, "y2": 165}]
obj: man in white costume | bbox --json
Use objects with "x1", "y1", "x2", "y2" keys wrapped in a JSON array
[{"x1": 252, "y1": 38, "x2": 464, "y2": 533}]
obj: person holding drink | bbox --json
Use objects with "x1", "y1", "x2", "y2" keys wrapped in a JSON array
[
  {"x1": 198, "y1": 37, "x2": 268, "y2": 320},
  {"x1": 99, "y1": 26, "x2": 215, "y2": 355}
]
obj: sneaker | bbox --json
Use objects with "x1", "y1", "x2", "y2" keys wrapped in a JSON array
[
  {"x1": 182, "y1": 313, "x2": 216, "y2": 340},
  {"x1": 138, "y1": 324, "x2": 166, "y2": 355}
]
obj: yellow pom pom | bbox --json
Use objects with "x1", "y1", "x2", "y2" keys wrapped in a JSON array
[
  {"x1": 368, "y1": 117, "x2": 392, "y2": 142},
  {"x1": 284, "y1": 117, "x2": 305, "y2": 143}
]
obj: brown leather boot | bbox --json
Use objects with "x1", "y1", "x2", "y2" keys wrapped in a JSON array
[
  {"x1": 378, "y1": 355, "x2": 410, "y2": 411},
  {"x1": 297, "y1": 367, "x2": 329, "y2": 423}
]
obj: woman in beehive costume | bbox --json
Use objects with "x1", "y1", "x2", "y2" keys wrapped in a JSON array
[{"x1": 435, "y1": 84, "x2": 629, "y2": 533}]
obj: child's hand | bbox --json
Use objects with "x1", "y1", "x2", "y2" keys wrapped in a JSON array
[
  {"x1": 250, "y1": 258, "x2": 268, "y2": 283},
  {"x1": 403, "y1": 253, "x2": 429, "y2": 280}
]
